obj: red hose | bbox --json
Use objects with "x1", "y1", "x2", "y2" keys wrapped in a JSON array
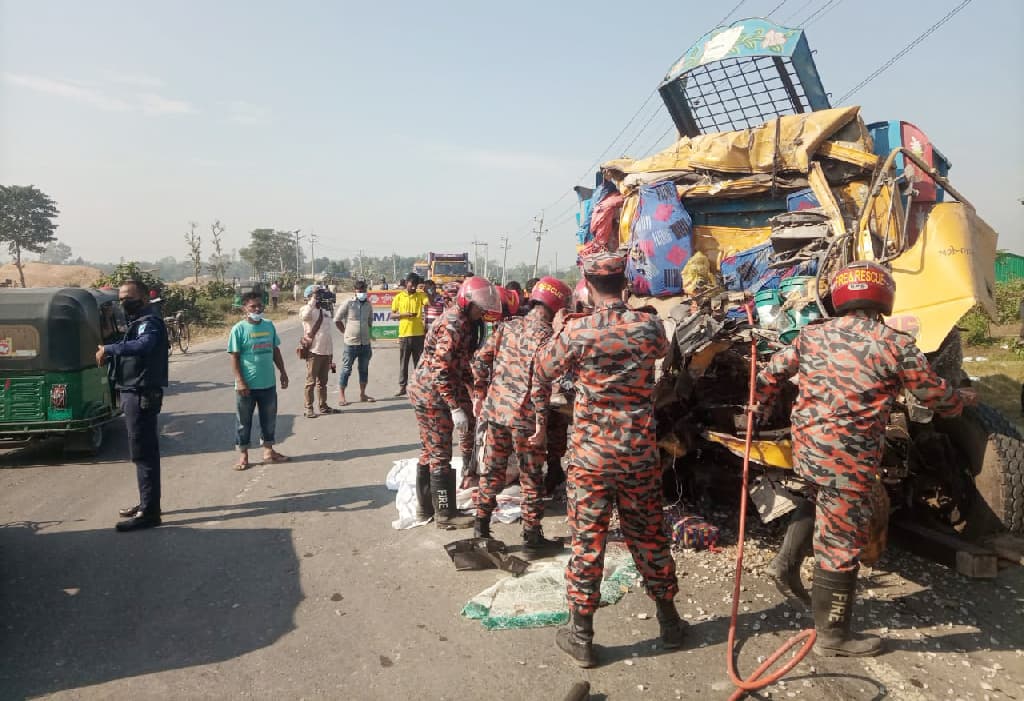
[{"x1": 725, "y1": 302, "x2": 816, "y2": 701}]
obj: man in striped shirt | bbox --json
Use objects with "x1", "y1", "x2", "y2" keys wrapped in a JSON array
[{"x1": 423, "y1": 279, "x2": 445, "y2": 332}]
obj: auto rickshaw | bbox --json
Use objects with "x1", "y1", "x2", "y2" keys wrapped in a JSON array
[{"x1": 0, "y1": 288, "x2": 125, "y2": 455}]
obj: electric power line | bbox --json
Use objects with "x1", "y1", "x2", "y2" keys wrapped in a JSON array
[
  {"x1": 620, "y1": 102, "x2": 666, "y2": 155},
  {"x1": 804, "y1": 0, "x2": 844, "y2": 27},
  {"x1": 716, "y1": 0, "x2": 749, "y2": 27},
  {"x1": 780, "y1": 0, "x2": 813, "y2": 23},
  {"x1": 797, "y1": 0, "x2": 838, "y2": 26},
  {"x1": 766, "y1": 0, "x2": 788, "y2": 19},
  {"x1": 837, "y1": 0, "x2": 975, "y2": 104}
]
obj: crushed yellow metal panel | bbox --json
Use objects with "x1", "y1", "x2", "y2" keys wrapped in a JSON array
[
  {"x1": 604, "y1": 106, "x2": 862, "y2": 178},
  {"x1": 888, "y1": 202, "x2": 998, "y2": 353},
  {"x1": 856, "y1": 180, "x2": 905, "y2": 261},
  {"x1": 807, "y1": 162, "x2": 847, "y2": 237},
  {"x1": 693, "y1": 225, "x2": 773, "y2": 269},
  {"x1": 817, "y1": 141, "x2": 879, "y2": 169},
  {"x1": 704, "y1": 431, "x2": 794, "y2": 469}
]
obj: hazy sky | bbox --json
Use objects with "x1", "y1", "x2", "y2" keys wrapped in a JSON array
[{"x1": 1, "y1": 0, "x2": 1022, "y2": 269}]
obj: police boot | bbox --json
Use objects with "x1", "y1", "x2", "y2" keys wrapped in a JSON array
[
  {"x1": 430, "y1": 469, "x2": 474, "y2": 529},
  {"x1": 473, "y1": 515, "x2": 492, "y2": 539},
  {"x1": 522, "y1": 525, "x2": 564, "y2": 556},
  {"x1": 544, "y1": 458, "x2": 565, "y2": 496},
  {"x1": 555, "y1": 609, "x2": 596, "y2": 668},
  {"x1": 655, "y1": 599, "x2": 687, "y2": 649},
  {"x1": 811, "y1": 564, "x2": 882, "y2": 657},
  {"x1": 766, "y1": 499, "x2": 813, "y2": 608},
  {"x1": 415, "y1": 463, "x2": 434, "y2": 521}
]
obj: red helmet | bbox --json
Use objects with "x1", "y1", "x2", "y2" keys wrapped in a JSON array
[
  {"x1": 529, "y1": 276, "x2": 572, "y2": 314},
  {"x1": 457, "y1": 276, "x2": 502, "y2": 318},
  {"x1": 573, "y1": 278, "x2": 591, "y2": 311},
  {"x1": 829, "y1": 261, "x2": 895, "y2": 316}
]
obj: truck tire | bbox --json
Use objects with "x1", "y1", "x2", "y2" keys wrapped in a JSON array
[{"x1": 939, "y1": 403, "x2": 1024, "y2": 535}]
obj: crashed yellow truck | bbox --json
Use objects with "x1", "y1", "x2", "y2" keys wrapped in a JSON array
[{"x1": 567, "y1": 18, "x2": 1020, "y2": 549}]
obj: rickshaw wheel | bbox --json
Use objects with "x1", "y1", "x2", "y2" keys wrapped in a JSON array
[{"x1": 65, "y1": 420, "x2": 104, "y2": 457}]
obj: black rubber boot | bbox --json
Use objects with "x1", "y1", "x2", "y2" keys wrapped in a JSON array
[
  {"x1": 522, "y1": 525, "x2": 564, "y2": 555},
  {"x1": 766, "y1": 499, "x2": 814, "y2": 608},
  {"x1": 474, "y1": 516, "x2": 492, "y2": 539},
  {"x1": 544, "y1": 458, "x2": 565, "y2": 496},
  {"x1": 556, "y1": 609, "x2": 596, "y2": 668},
  {"x1": 811, "y1": 564, "x2": 882, "y2": 657},
  {"x1": 655, "y1": 599, "x2": 687, "y2": 649},
  {"x1": 415, "y1": 463, "x2": 434, "y2": 521},
  {"x1": 431, "y1": 469, "x2": 474, "y2": 529}
]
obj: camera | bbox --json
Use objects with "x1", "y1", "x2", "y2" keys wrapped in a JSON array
[{"x1": 314, "y1": 287, "x2": 336, "y2": 313}]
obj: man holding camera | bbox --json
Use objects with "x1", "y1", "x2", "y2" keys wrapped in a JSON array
[{"x1": 300, "y1": 284, "x2": 339, "y2": 418}]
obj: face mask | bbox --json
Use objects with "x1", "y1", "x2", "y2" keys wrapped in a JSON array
[
  {"x1": 247, "y1": 312, "x2": 264, "y2": 322},
  {"x1": 356, "y1": 292, "x2": 367, "y2": 302},
  {"x1": 122, "y1": 298, "x2": 145, "y2": 315}
]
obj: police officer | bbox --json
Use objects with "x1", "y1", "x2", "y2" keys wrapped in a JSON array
[
  {"x1": 534, "y1": 252, "x2": 685, "y2": 667},
  {"x1": 97, "y1": 279, "x2": 169, "y2": 532}
]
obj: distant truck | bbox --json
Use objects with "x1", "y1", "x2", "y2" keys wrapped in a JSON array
[
  {"x1": 412, "y1": 260, "x2": 429, "y2": 280},
  {"x1": 427, "y1": 252, "x2": 472, "y2": 284}
]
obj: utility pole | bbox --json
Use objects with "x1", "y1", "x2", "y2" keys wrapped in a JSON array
[
  {"x1": 392, "y1": 252, "x2": 397, "y2": 281},
  {"x1": 499, "y1": 236, "x2": 511, "y2": 286},
  {"x1": 293, "y1": 229, "x2": 304, "y2": 279},
  {"x1": 482, "y1": 243, "x2": 489, "y2": 279},
  {"x1": 357, "y1": 249, "x2": 364, "y2": 279},
  {"x1": 471, "y1": 239, "x2": 488, "y2": 277},
  {"x1": 309, "y1": 233, "x2": 318, "y2": 278},
  {"x1": 532, "y1": 213, "x2": 547, "y2": 280}
]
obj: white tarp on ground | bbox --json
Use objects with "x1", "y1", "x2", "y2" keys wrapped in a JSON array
[{"x1": 386, "y1": 457, "x2": 524, "y2": 530}]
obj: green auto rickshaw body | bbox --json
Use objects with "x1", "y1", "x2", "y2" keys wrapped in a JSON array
[{"x1": 0, "y1": 288, "x2": 124, "y2": 444}]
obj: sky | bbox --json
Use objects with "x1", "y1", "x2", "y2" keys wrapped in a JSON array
[{"x1": 1, "y1": 0, "x2": 1022, "y2": 271}]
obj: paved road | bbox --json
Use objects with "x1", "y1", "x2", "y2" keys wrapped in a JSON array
[{"x1": 2, "y1": 321, "x2": 1022, "y2": 700}]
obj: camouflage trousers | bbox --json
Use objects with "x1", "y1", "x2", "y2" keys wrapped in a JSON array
[
  {"x1": 412, "y1": 398, "x2": 475, "y2": 476},
  {"x1": 565, "y1": 462, "x2": 679, "y2": 615},
  {"x1": 807, "y1": 484, "x2": 873, "y2": 573},
  {"x1": 476, "y1": 422, "x2": 544, "y2": 528}
]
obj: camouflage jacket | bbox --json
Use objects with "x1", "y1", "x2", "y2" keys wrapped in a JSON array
[
  {"x1": 534, "y1": 300, "x2": 669, "y2": 470},
  {"x1": 409, "y1": 307, "x2": 475, "y2": 410},
  {"x1": 755, "y1": 312, "x2": 965, "y2": 491},
  {"x1": 471, "y1": 309, "x2": 553, "y2": 430}
]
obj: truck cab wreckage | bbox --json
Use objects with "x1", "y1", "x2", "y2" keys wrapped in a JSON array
[{"x1": 571, "y1": 18, "x2": 1020, "y2": 567}]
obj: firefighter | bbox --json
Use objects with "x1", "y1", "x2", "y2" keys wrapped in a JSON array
[
  {"x1": 534, "y1": 252, "x2": 685, "y2": 668},
  {"x1": 544, "y1": 278, "x2": 594, "y2": 495},
  {"x1": 756, "y1": 260, "x2": 976, "y2": 657},
  {"x1": 409, "y1": 276, "x2": 503, "y2": 529},
  {"x1": 470, "y1": 275, "x2": 572, "y2": 554}
]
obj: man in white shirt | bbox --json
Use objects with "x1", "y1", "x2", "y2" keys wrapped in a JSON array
[{"x1": 300, "y1": 285, "x2": 339, "y2": 418}]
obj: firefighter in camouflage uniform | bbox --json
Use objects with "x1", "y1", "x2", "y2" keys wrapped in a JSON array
[
  {"x1": 409, "y1": 277, "x2": 503, "y2": 529},
  {"x1": 470, "y1": 276, "x2": 572, "y2": 554},
  {"x1": 534, "y1": 252, "x2": 685, "y2": 668},
  {"x1": 756, "y1": 260, "x2": 976, "y2": 657}
]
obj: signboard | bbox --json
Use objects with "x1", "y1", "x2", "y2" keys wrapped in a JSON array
[{"x1": 367, "y1": 290, "x2": 399, "y2": 340}]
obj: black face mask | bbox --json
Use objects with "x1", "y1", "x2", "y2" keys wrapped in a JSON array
[{"x1": 122, "y1": 298, "x2": 145, "y2": 316}]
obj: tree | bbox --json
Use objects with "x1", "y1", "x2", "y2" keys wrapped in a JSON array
[
  {"x1": 185, "y1": 221, "x2": 202, "y2": 284},
  {"x1": 239, "y1": 228, "x2": 303, "y2": 277},
  {"x1": 39, "y1": 239, "x2": 73, "y2": 265},
  {"x1": 0, "y1": 185, "x2": 59, "y2": 287},
  {"x1": 207, "y1": 219, "x2": 227, "y2": 283}
]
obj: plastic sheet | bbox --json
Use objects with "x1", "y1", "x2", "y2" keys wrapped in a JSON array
[{"x1": 461, "y1": 545, "x2": 640, "y2": 630}]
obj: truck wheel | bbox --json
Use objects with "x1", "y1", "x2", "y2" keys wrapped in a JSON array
[{"x1": 940, "y1": 403, "x2": 1024, "y2": 535}]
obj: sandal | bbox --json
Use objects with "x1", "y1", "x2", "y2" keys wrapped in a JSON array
[
  {"x1": 319, "y1": 406, "x2": 341, "y2": 414},
  {"x1": 360, "y1": 396, "x2": 376, "y2": 403},
  {"x1": 235, "y1": 458, "x2": 250, "y2": 471},
  {"x1": 337, "y1": 400, "x2": 351, "y2": 407},
  {"x1": 263, "y1": 450, "x2": 289, "y2": 464}
]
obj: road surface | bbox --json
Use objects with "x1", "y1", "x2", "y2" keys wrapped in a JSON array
[{"x1": 1, "y1": 320, "x2": 1022, "y2": 700}]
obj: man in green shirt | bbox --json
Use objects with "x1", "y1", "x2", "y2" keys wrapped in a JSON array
[
  {"x1": 228, "y1": 292, "x2": 290, "y2": 470},
  {"x1": 390, "y1": 273, "x2": 430, "y2": 396}
]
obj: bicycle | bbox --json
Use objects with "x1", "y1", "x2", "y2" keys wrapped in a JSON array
[{"x1": 164, "y1": 310, "x2": 191, "y2": 354}]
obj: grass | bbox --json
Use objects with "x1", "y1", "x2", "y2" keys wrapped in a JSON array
[{"x1": 964, "y1": 339, "x2": 1024, "y2": 432}]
